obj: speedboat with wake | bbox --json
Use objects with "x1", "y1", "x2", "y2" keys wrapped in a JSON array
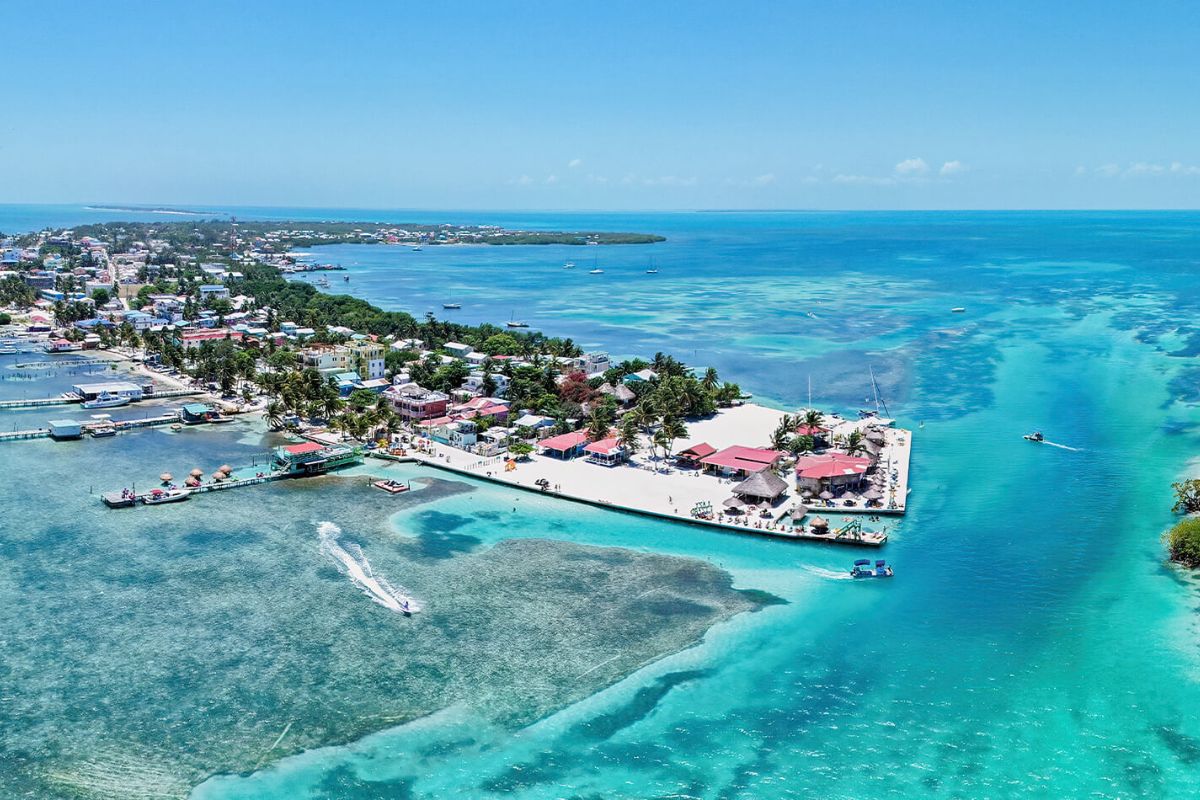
[
  {"x1": 1023, "y1": 431, "x2": 1044, "y2": 442},
  {"x1": 851, "y1": 559, "x2": 893, "y2": 578}
]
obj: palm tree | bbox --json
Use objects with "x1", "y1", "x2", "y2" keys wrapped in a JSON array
[
  {"x1": 659, "y1": 416, "x2": 688, "y2": 464},
  {"x1": 263, "y1": 400, "x2": 286, "y2": 431},
  {"x1": 321, "y1": 394, "x2": 344, "y2": 421},
  {"x1": 770, "y1": 414, "x2": 794, "y2": 450},
  {"x1": 617, "y1": 415, "x2": 642, "y2": 457},
  {"x1": 844, "y1": 429, "x2": 865, "y2": 456},
  {"x1": 701, "y1": 367, "x2": 719, "y2": 393},
  {"x1": 800, "y1": 408, "x2": 824, "y2": 434}
]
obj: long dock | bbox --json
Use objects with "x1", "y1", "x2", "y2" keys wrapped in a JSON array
[
  {"x1": 13, "y1": 358, "x2": 111, "y2": 370},
  {"x1": 0, "y1": 388, "x2": 205, "y2": 411}
]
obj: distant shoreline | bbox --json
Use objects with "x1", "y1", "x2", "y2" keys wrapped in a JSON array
[{"x1": 83, "y1": 205, "x2": 214, "y2": 216}]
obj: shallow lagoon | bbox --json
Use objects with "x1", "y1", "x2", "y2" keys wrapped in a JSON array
[{"x1": 2, "y1": 211, "x2": 1200, "y2": 798}]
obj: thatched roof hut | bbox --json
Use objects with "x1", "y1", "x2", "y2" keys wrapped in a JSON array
[{"x1": 733, "y1": 469, "x2": 789, "y2": 503}]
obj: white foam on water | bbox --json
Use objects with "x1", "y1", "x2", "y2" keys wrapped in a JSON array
[
  {"x1": 800, "y1": 565, "x2": 856, "y2": 581},
  {"x1": 317, "y1": 522, "x2": 420, "y2": 614}
]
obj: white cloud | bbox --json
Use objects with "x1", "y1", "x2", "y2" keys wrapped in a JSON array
[
  {"x1": 1125, "y1": 162, "x2": 1166, "y2": 177},
  {"x1": 894, "y1": 157, "x2": 929, "y2": 176},
  {"x1": 1075, "y1": 165, "x2": 1087, "y2": 176},
  {"x1": 568, "y1": 158, "x2": 583, "y2": 169},
  {"x1": 749, "y1": 172, "x2": 777, "y2": 186},
  {"x1": 642, "y1": 175, "x2": 698, "y2": 187},
  {"x1": 1171, "y1": 161, "x2": 1200, "y2": 176},
  {"x1": 586, "y1": 173, "x2": 609, "y2": 184},
  {"x1": 509, "y1": 174, "x2": 534, "y2": 186},
  {"x1": 1096, "y1": 163, "x2": 1121, "y2": 177},
  {"x1": 544, "y1": 174, "x2": 559, "y2": 185},
  {"x1": 833, "y1": 174, "x2": 896, "y2": 186},
  {"x1": 1087, "y1": 161, "x2": 1200, "y2": 178},
  {"x1": 939, "y1": 160, "x2": 966, "y2": 176}
]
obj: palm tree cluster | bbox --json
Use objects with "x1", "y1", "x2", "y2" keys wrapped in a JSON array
[{"x1": 257, "y1": 367, "x2": 400, "y2": 442}]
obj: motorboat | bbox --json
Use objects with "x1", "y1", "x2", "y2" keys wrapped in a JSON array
[
  {"x1": 82, "y1": 392, "x2": 131, "y2": 409},
  {"x1": 851, "y1": 559, "x2": 893, "y2": 578},
  {"x1": 411, "y1": 245, "x2": 423, "y2": 251},
  {"x1": 442, "y1": 303, "x2": 462, "y2": 310},
  {"x1": 90, "y1": 422, "x2": 117, "y2": 437},
  {"x1": 563, "y1": 261, "x2": 576, "y2": 269},
  {"x1": 142, "y1": 488, "x2": 191, "y2": 505},
  {"x1": 951, "y1": 307, "x2": 966, "y2": 313},
  {"x1": 1023, "y1": 431, "x2": 1044, "y2": 442},
  {"x1": 645, "y1": 269, "x2": 659, "y2": 274},
  {"x1": 373, "y1": 479, "x2": 410, "y2": 494},
  {"x1": 589, "y1": 268, "x2": 604, "y2": 274}
]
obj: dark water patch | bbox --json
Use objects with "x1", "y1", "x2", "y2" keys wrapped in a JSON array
[
  {"x1": 1155, "y1": 724, "x2": 1200, "y2": 765},
  {"x1": 316, "y1": 765, "x2": 415, "y2": 800},
  {"x1": 574, "y1": 669, "x2": 711, "y2": 741}
]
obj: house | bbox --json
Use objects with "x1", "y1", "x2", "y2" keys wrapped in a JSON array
[
  {"x1": 597, "y1": 382, "x2": 637, "y2": 407},
  {"x1": 623, "y1": 368, "x2": 657, "y2": 385},
  {"x1": 584, "y1": 436, "x2": 626, "y2": 466},
  {"x1": 450, "y1": 397, "x2": 509, "y2": 423},
  {"x1": 699, "y1": 445, "x2": 785, "y2": 478},
  {"x1": 331, "y1": 371, "x2": 362, "y2": 395},
  {"x1": 428, "y1": 418, "x2": 478, "y2": 449},
  {"x1": 177, "y1": 329, "x2": 244, "y2": 349},
  {"x1": 463, "y1": 370, "x2": 509, "y2": 397},
  {"x1": 386, "y1": 384, "x2": 449, "y2": 421},
  {"x1": 512, "y1": 414, "x2": 556, "y2": 436},
  {"x1": 537, "y1": 429, "x2": 590, "y2": 459},
  {"x1": 443, "y1": 341, "x2": 472, "y2": 359},
  {"x1": 300, "y1": 344, "x2": 352, "y2": 376},
  {"x1": 346, "y1": 339, "x2": 386, "y2": 380},
  {"x1": 48, "y1": 338, "x2": 82, "y2": 352},
  {"x1": 199, "y1": 284, "x2": 230, "y2": 300}
]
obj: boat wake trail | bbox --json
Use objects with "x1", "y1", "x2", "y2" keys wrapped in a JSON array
[
  {"x1": 317, "y1": 522, "x2": 420, "y2": 614},
  {"x1": 1042, "y1": 441, "x2": 1081, "y2": 452},
  {"x1": 801, "y1": 566, "x2": 855, "y2": 581}
]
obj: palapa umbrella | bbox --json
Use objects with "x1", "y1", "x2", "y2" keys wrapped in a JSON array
[
  {"x1": 723, "y1": 496, "x2": 745, "y2": 510},
  {"x1": 792, "y1": 503, "x2": 809, "y2": 517},
  {"x1": 211, "y1": 471, "x2": 226, "y2": 481},
  {"x1": 819, "y1": 490, "x2": 835, "y2": 500},
  {"x1": 218, "y1": 464, "x2": 233, "y2": 474},
  {"x1": 160, "y1": 472, "x2": 173, "y2": 484},
  {"x1": 810, "y1": 515, "x2": 829, "y2": 529},
  {"x1": 862, "y1": 487, "x2": 883, "y2": 500},
  {"x1": 190, "y1": 468, "x2": 204, "y2": 477}
]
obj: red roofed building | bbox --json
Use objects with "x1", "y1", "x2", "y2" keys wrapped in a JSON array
[
  {"x1": 537, "y1": 429, "x2": 590, "y2": 459},
  {"x1": 676, "y1": 442, "x2": 717, "y2": 467},
  {"x1": 794, "y1": 453, "x2": 871, "y2": 492},
  {"x1": 177, "y1": 328, "x2": 244, "y2": 349},
  {"x1": 583, "y1": 435, "x2": 626, "y2": 466},
  {"x1": 699, "y1": 445, "x2": 784, "y2": 477}
]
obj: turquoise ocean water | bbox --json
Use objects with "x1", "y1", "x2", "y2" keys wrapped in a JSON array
[{"x1": 2, "y1": 207, "x2": 1199, "y2": 798}]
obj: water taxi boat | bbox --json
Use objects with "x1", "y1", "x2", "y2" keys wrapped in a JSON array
[
  {"x1": 90, "y1": 422, "x2": 117, "y2": 437},
  {"x1": 372, "y1": 479, "x2": 410, "y2": 494},
  {"x1": 851, "y1": 559, "x2": 893, "y2": 578},
  {"x1": 142, "y1": 488, "x2": 190, "y2": 505},
  {"x1": 82, "y1": 392, "x2": 131, "y2": 409},
  {"x1": 1023, "y1": 431, "x2": 1044, "y2": 442}
]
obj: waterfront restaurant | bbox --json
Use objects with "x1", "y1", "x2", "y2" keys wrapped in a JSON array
[
  {"x1": 583, "y1": 436, "x2": 626, "y2": 466},
  {"x1": 537, "y1": 429, "x2": 590, "y2": 459},
  {"x1": 794, "y1": 452, "x2": 871, "y2": 494},
  {"x1": 699, "y1": 445, "x2": 785, "y2": 478},
  {"x1": 732, "y1": 468, "x2": 790, "y2": 504},
  {"x1": 271, "y1": 441, "x2": 362, "y2": 476},
  {"x1": 71, "y1": 381, "x2": 145, "y2": 402}
]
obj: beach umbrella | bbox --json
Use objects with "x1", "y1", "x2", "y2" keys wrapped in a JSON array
[
  {"x1": 862, "y1": 487, "x2": 883, "y2": 500},
  {"x1": 160, "y1": 472, "x2": 173, "y2": 484},
  {"x1": 810, "y1": 516, "x2": 829, "y2": 529},
  {"x1": 190, "y1": 468, "x2": 204, "y2": 477},
  {"x1": 819, "y1": 490, "x2": 834, "y2": 500},
  {"x1": 211, "y1": 471, "x2": 225, "y2": 481},
  {"x1": 218, "y1": 464, "x2": 233, "y2": 474},
  {"x1": 723, "y1": 496, "x2": 745, "y2": 509},
  {"x1": 792, "y1": 503, "x2": 809, "y2": 517}
]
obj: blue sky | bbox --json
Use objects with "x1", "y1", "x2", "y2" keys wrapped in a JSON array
[{"x1": 2, "y1": 1, "x2": 1197, "y2": 209}]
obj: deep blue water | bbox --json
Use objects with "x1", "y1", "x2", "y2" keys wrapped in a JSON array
[{"x1": 1, "y1": 207, "x2": 1199, "y2": 798}]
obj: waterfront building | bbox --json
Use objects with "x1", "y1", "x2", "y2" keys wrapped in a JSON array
[
  {"x1": 300, "y1": 343, "x2": 352, "y2": 377},
  {"x1": 537, "y1": 429, "x2": 590, "y2": 459},
  {"x1": 794, "y1": 452, "x2": 871, "y2": 494},
  {"x1": 271, "y1": 441, "x2": 362, "y2": 476},
  {"x1": 676, "y1": 442, "x2": 717, "y2": 467},
  {"x1": 71, "y1": 381, "x2": 144, "y2": 402},
  {"x1": 699, "y1": 445, "x2": 785, "y2": 478},
  {"x1": 583, "y1": 436, "x2": 626, "y2": 466},
  {"x1": 177, "y1": 329, "x2": 244, "y2": 349}
]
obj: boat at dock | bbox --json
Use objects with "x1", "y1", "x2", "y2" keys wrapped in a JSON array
[
  {"x1": 851, "y1": 559, "x2": 893, "y2": 578},
  {"x1": 142, "y1": 488, "x2": 191, "y2": 505},
  {"x1": 82, "y1": 392, "x2": 130, "y2": 409},
  {"x1": 1023, "y1": 431, "x2": 1044, "y2": 442}
]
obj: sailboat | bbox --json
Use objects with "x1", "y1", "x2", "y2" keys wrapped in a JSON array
[
  {"x1": 442, "y1": 290, "x2": 461, "y2": 310},
  {"x1": 589, "y1": 256, "x2": 604, "y2": 275},
  {"x1": 506, "y1": 311, "x2": 529, "y2": 328},
  {"x1": 563, "y1": 261, "x2": 576, "y2": 269}
]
